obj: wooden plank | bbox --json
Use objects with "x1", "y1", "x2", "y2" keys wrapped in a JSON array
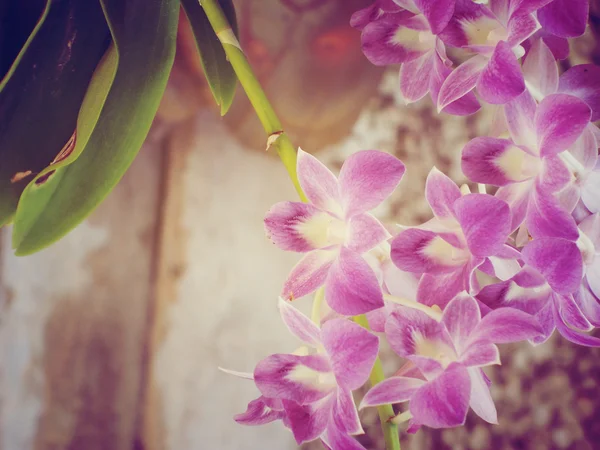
[{"x1": 0, "y1": 137, "x2": 163, "y2": 450}]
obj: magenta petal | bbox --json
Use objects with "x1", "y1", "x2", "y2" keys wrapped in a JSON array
[
  {"x1": 346, "y1": 213, "x2": 390, "y2": 254},
  {"x1": 527, "y1": 186, "x2": 579, "y2": 240},
  {"x1": 360, "y1": 376, "x2": 424, "y2": 408},
  {"x1": 470, "y1": 307, "x2": 542, "y2": 343},
  {"x1": 454, "y1": 194, "x2": 511, "y2": 257},
  {"x1": 410, "y1": 363, "x2": 470, "y2": 428},
  {"x1": 332, "y1": 388, "x2": 363, "y2": 435},
  {"x1": 558, "y1": 65, "x2": 600, "y2": 121},
  {"x1": 468, "y1": 368, "x2": 498, "y2": 424},
  {"x1": 284, "y1": 397, "x2": 333, "y2": 444},
  {"x1": 504, "y1": 90, "x2": 537, "y2": 148},
  {"x1": 325, "y1": 247, "x2": 384, "y2": 315},
  {"x1": 535, "y1": 93, "x2": 591, "y2": 157},
  {"x1": 400, "y1": 51, "x2": 435, "y2": 103},
  {"x1": 321, "y1": 318, "x2": 379, "y2": 390},
  {"x1": 235, "y1": 396, "x2": 285, "y2": 426},
  {"x1": 553, "y1": 307, "x2": 600, "y2": 347},
  {"x1": 278, "y1": 298, "x2": 321, "y2": 347},
  {"x1": 538, "y1": 0, "x2": 589, "y2": 38},
  {"x1": 425, "y1": 167, "x2": 461, "y2": 219},
  {"x1": 521, "y1": 238, "x2": 583, "y2": 294},
  {"x1": 438, "y1": 55, "x2": 486, "y2": 112},
  {"x1": 555, "y1": 293, "x2": 592, "y2": 331},
  {"x1": 522, "y1": 39, "x2": 559, "y2": 98},
  {"x1": 282, "y1": 250, "x2": 337, "y2": 300},
  {"x1": 323, "y1": 422, "x2": 367, "y2": 450},
  {"x1": 574, "y1": 282, "x2": 600, "y2": 327},
  {"x1": 462, "y1": 137, "x2": 526, "y2": 186},
  {"x1": 338, "y1": 150, "x2": 405, "y2": 218},
  {"x1": 264, "y1": 201, "x2": 329, "y2": 252},
  {"x1": 255, "y1": 354, "x2": 332, "y2": 404},
  {"x1": 506, "y1": 13, "x2": 539, "y2": 47},
  {"x1": 441, "y1": 293, "x2": 481, "y2": 350},
  {"x1": 460, "y1": 341, "x2": 500, "y2": 367},
  {"x1": 477, "y1": 41, "x2": 526, "y2": 105},
  {"x1": 417, "y1": 269, "x2": 469, "y2": 309},
  {"x1": 296, "y1": 149, "x2": 341, "y2": 212},
  {"x1": 414, "y1": 0, "x2": 455, "y2": 34}
]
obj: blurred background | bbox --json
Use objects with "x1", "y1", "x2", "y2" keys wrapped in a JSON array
[{"x1": 0, "y1": 1, "x2": 599, "y2": 449}]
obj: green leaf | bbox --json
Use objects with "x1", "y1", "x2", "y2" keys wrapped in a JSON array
[
  {"x1": 12, "y1": 0, "x2": 179, "y2": 255},
  {"x1": 181, "y1": 0, "x2": 238, "y2": 115},
  {"x1": 0, "y1": 0, "x2": 111, "y2": 226}
]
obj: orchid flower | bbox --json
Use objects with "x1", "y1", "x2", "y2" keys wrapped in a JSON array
[
  {"x1": 234, "y1": 299, "x2": 378, "y2": 449},
  {"x1": 390, "y1": 167, "x2": 515, "y2": 308},
  {"x1": 356, "y1": 0, "x2": 480, "y2": 114},
  {"x1": 264, "y1": 149, "x2": 404, "y2": 315},
  {"x1": 461, "y1": 91, "x2": 591, "y2": 238},
  {"x1": 436, "y1": 0, "x2": 549, "y2": 108},
  {"x1": 360, "y1": 293, "x2": 541, "y2": 429},
  {"x1": 574, "y1": 214, "x2": 600, "y2": 326}
]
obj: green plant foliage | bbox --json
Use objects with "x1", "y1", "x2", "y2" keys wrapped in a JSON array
[
  {"x1": 0, "y1": 0, "x2": 111, "y2": 225},
  {"x1": 181, "y1": 0, "x2": 238, "y2": 115},
  {"x1": 12, "y1": 0, "x2": 179, "y2": 255}
]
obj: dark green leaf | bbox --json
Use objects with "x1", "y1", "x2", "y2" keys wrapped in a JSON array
[
  {"x1": 181, "y1": 0, "x2": 238, "y2": 115},
  {"x1": 0, "y1": 0, "x2": 111, "y2": 225},
  {"x1": 12, "y1": 0, "x2": 179, "y2": 255}
]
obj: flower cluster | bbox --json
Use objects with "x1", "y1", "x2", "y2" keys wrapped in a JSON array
[{"x1": 225, "y1": 1, "x2": 600, "y2": 449}]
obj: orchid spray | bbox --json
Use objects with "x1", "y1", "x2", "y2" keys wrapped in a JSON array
[{"x1": 201, "y1": 0, "x2": 600, "y2": 448}]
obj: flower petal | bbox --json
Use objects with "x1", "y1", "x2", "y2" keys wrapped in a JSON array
[
  {"x1": 333, "y1": 388, "x2": 363, "y2": 435},
  {"x1": 553, "y1": 307, "x2": 600, "y2": 347},
  {"x1": 425, "y1": 167, "x2": 461, "y2": 219},
  {"x1": 338, "y1": 150, "x2": 405, "y2": 218},
  {"x1": 297, "y1": 149, "x2": 341, "y2": 213},
  {"x1": 325, "y1": 247, "x2": 384, "y2": 315},
  {"x1": 460, "y1": 341, "x2": 501, "y2": 367},
  {"x1": 414, "y1": 0, "x2": 456, "y2": 34},
  {"x1": 582, "y1": 168, "x2": 600, "y2": 213},
  {"x1": 323, "y1": 421, "x2": 367, "y2": 450},
  {"x1": 360, "y1": 376, "x2": 425, "y2": 408},
  {"x1": 235, "y1": 396, "x2": 285, "y2": 426},
  {"x1": 282, "y1": 250, "x2": 337, "y2": 300},
  {"x1": 554, "y1": 293, "x2": 592, "y2": 331},
  {"x1": 346, "y1": 213, "x2": 391, "y2": 254},
  {"x1": 521, "y1": 238, "x2": 583, "y2": 294},
  {"x1": 254, "y1": 354, "x2": 333, "y2": 404},
  {"x1": 409, "y1": 363, "x2": 471, "y2": 428},
  {"x1": 573, "y1": 281, "x2": 600, "y2": 327},
  {"x1": 321, "y1": 318, "x2": 379, "y2": 390},
  {"x1": 468, "y1": 368, "x2": 498, "y2": 424},
  {"x1": 504, "y1": 90, "x2": 537, "y2": 148},
  {"x1": 441, "y1": 293, "x2": 481, "y2": 351},
  {"x1": 438, "y1": 55, "x2": 487, "y2": 112},
  {"x1": 477, "y1": 41, "x2": 526, "y2": 105},
  {"x1": 417, "y1": 269, "x2": 470, "y2": 310},
  {"x1": 558, "y1": 65, "x2": 600, "y2": 121},
  {"x1": 538, "y1": 0, "x2": 589, "y2": 38},
  {"x1": 278, "y1": 298, "x2": 322, "y2": 347},
  {"x1": 454, "y1": 194, "x2": 511, "y2": 257},
  {"x1": 526, "y1": 186, "x2": 579, "y2": 240},
  {"x1": 470, "y1": 307, "x2": 542, "y2": 343},
  {"x1": 535, "y1": 93, "x2": 591, "y2": 157},
  {"x1": 523, "y1": 39, "x2": 559, "y2": 99},
  {"x1": 400, "y1": 51, "x2": 435, "y2": 103},
  {"x1": 283, "y1": 397, "x2": 333, "y2": 444}
]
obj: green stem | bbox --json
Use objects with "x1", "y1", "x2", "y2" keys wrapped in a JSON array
[
  {"x1": 354, "y1": 314, "x2": 401, "y2": 450},
  {"x1": 200, "y1": 0, "x2": 307, "y2": 201}
]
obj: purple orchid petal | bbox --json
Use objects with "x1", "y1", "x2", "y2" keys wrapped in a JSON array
[
  {"x1": 417, "y1": 269, "x2": 470, "y2": 310},
  {"x1": 574, "y1": 281, "x2": 600, "y2": 327},
  {"x1": 333, "y1": 387, "x2": 364, "y2": 435},
  {"x1": 462, "y1": 137, "x2": 534, "y2": 186},
  {"x1": 400, "y1": 51, "x2": 435, "y2": 102},
  {"x1": 570, "y1": 126, "x2": 599, "y2": 173},
  {"x1": 523, "y1": 39, "x2": 559, "y2": 98},
  {"x1": 485, "y1": 254, "x2": 522, "y2": 281},
  {"x1": 506, "y1": 13, "x2": 540, "y2": 47},
  {"x1": 441, "y1": 292, "x2": 481, "y2": 350},
  {"x1": 325, "y1": 247, "x2": 384, "y2": 315},
  {"x1": 350, "y1": 0, "x2": 403, "y2": 30},
  {"x1": 587, "y1": 262, "x2": 600, "y2": 303},
  {"x1": 541, "y1": 33, "x2": 570, "y2": 59},
  {"x1": 323, "y1": 421, "x2": 367, "y2": 450},
  {"x1": 282, "y1": 249, "x2": 337, "y2": 300},
  {"x1": 509, "y1": 0, "x2": 554, "y2": 15},
  {"x1": 553, "y1": 307, "x2": 600, "y2": 347},
  {"x1": 425, "y1": 167, "x2": 461, "y2": 219},
  {"x1": 384, "y1": 263, "x2": 420, "y2": 300},
  {"x1": 538, "y1": 0, "x2": 589, "y2": 38},
  {"x1": 347, "y1": 213, "x2": 391, "y2": 254},
  {"x1": 468, "y1": 368, "x2": 498, "y2": 424},
  {"x1": 454, "y1": 194, "x2": 511, "y2": 257},
  {"x1": 526, "y1": 186, "x2": 579, "y2": 240},
  {"x1": 558, "y1": 65, "x2": 600, "y2": 122},
  {"x1": 255, "y1": 354, "x2": 333, "y2": 404},
  {"x1": 477, "y1": 41, "x2": 526, "y2": 105},
  {"x1": 460, "y1": 341, "x2": 501, "y2": 367},
  {"x1": 360, "y1": 376, "x2": 425, "y2": 407},
  {"x1": 278, "y1": 298, "x2": 322, "y2": 347},
  {"x1": 283, "y1": 397, "x2": 333, "y2": 444},
  {"x1": 338, "y1": 150, "x2": 405, "y2": 218},
  {"x1": 535, "y1": 93, "x2": 591, "y2": 157},
  {"x1": 235, "y1": 396, "x2": 285, "y2": 425},
  {"x1": 321, "y1": 318, "x2": 379, "y2": 390},
  {"x1": 361, "y1": 13, "x2": 432, "y2": 66},
  {"x1": 496, "y1": 183, "x2": 530, "y2": 232},
  {"x1": 438, "y1": 55, "x2": 487, "y2": 112},
  {"x1": 530, "y1": 302, "x2": 555, "y2": 345},
  {"x1": 521, "y1": 238, "x2": 583, "y2": 294},
  {"x1": 410, "y1": 363, "x2": 471, "y2": 428},
  {"x1": 391, "y1": 229, "x2": 468, "y2": 274},
  {"x1": 265, "y1": 202, "x2": 335, "y2": 252},
  {"x1": 582, "y1": 168, "x2": 600, "y2": 214},
  {"x1": 470, "y1": 306, "x2": 542, "y2": 343},
  {"x1": 414, "y1": 0, "x2": 456, "y2": 34},
  {"x1": 504, "y1": 90, "x2": 537, "y2": 148},
  {"x1": 555, "y1": 293, "x2": 592, "y2": 331},
  {"x1": 297, "y1": 149, "x2": 341, "y2": 213}
]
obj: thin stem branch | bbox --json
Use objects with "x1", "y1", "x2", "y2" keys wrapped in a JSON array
[
  {"x1": 200, "y1": 0, "x2": 307, "y2": 201},
  {"x1": 354, "y1": 314, "x2": 401, "y2": 450}
]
